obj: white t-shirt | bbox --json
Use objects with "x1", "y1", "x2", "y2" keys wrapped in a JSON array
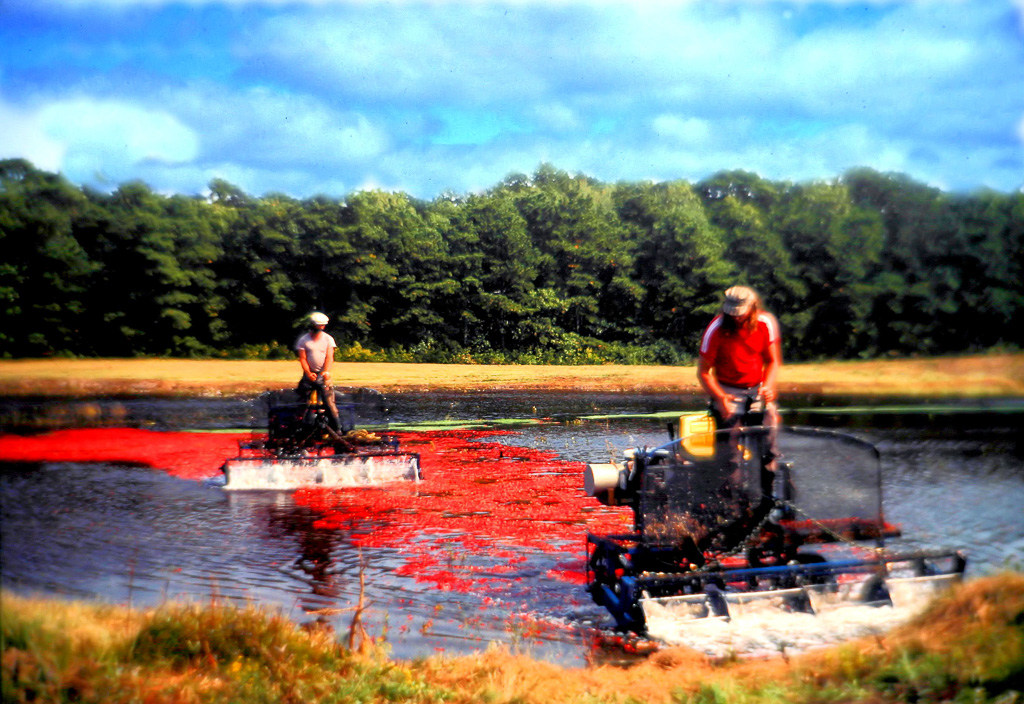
[{"x1": 295, "y1": 331, "x2": 337, "y2": 373}]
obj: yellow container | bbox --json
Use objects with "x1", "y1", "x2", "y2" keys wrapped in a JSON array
[{"x1": 679, "y1": 412, "x2": 716, "y2": 458}]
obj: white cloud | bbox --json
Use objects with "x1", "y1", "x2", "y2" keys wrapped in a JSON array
[
  {"x1": 241, "y1": 91, "x2": 389, "y2": 162},
  {"x1": 233, "y1": 9, "x2": 555, "y2": 113},
  {"x1": 777, "y1": 20, "x2": 973, "y2": 115},
  {"x1": 652, "y1": 115, "x2": 712, "y2": 145},
  {"x1": 6, "y1": 0, "x2": 1021, "y2": 198},
  {"x1": 618, "y1": 4, "x2": 979, "y2": 119},
  {"x1": 37, "y1": 98, "x2": 199, "y2": 181},
  {"x1": 0, "y1": 95, "x2": 198, "y2": 184},
  {"x1": 237, "y1": 3, "x2": 988, "y2": 131},
  {"x1": 0, "y1": 99, "x2": 66, "y2": 171},
  {"x1": 164, "y1": 85, "x2": 390, "y2": 166},
  {"x1": 531, "y1": 103, "x2": 580, "y2": 133},
  {"x1": 501, "y1": 118, "x2": 915, "y2": 193}
]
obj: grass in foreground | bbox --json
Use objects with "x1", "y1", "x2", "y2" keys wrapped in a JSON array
[{"x1": 3, "y1": 573, "x2": 1022, "y2": 704}]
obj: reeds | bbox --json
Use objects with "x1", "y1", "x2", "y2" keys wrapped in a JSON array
[{"x1": 3, "y1": 572, "x2": 1022, "y2": 704}]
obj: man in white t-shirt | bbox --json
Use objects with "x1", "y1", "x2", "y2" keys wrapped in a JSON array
[{"x1": 295, "y1": 312, "x2": 341, "y2": 431}]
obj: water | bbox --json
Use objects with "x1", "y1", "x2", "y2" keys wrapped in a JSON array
[{"x1": 1, "y1": 391, "x2": 1022, "y2": 664}]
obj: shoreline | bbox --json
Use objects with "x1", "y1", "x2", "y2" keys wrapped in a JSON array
[{"x1": 0, "y1": 353, "x2": 1022, "y2": 399}]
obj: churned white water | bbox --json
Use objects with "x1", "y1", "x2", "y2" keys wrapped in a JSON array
[
  {"x1": 222, "y1": 454, "x2": 421, "y2": 490},
  {"x1": 642, "y1": 575, "x2": 959, "y2": 658}
]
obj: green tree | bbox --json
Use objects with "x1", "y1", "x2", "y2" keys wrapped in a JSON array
[
  {"x1": 844, "y1": 168, "x2": 959, "y2": 355},
  {"x1": 943, "y1": 190, "x2": 1024, "y2": 349},
  {"x1": 0, "y1": 159, "x2": 99, "y2": 356},
  {"x1": 2, "y1": 159, "x2": 1021, "y2": 362},
  {"x1": 439, "y1": 191, "x2": 546, "y2": 351},
  {"x1": 771, "y1": 180, "x2": 884, "y2": 358},
  {"x1": 336, "y1": 190, "x2": 448, "y2": 349},
  {"x1": 76, "y1": 182, "x2": 227, "y2": 356},
  {"x1": 213, "y1": 190, "x2": 304, "y2": 350},
  {"x1": 508, "y1": 165, "x2": 643, "y2": 342},
  {"x1": 698, "y1": 171, "x2": 807, "y2": 338},
  {"x1": 615, "y1": 179, "x2": 734, "y2": 353}
]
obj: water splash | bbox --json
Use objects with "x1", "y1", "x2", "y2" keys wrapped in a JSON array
[{"x1": 643, "y1": 574, "x2": 959, "y2": 658}]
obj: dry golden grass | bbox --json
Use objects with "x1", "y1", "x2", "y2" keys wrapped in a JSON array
[
  {"x1": 415, "y1": 646, "x2": 715, "y2": 704},
  {"x1": 4, "y1": 574, "x2": 1023, "y2": 704},
  {"x1": 0, "y1": 353, "x2": 1022, "y2": 398},
  {"x1": 2, "y1": 595, "x2": 146, "y2": 656}
]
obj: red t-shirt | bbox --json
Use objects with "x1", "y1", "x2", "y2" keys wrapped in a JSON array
[{"x1": 699, "y1": 312, "x2": 779, "y2": 388}]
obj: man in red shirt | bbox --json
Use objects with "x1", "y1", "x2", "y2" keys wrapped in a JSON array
[{"x1": 698, "y1": 285, "x2": 782, "y2": 464}]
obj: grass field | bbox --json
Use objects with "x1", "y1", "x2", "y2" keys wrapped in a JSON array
[{"x1": 0, "y1": 353, "x2": 1022, "y2": 398}]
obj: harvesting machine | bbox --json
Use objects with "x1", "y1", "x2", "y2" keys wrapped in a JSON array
[
  {"x1": 221, "y1": 386, "x2": 420, "y2": 490},
  {"x1": 584, "y1": 407, "x2": 966, "y2": 634}
]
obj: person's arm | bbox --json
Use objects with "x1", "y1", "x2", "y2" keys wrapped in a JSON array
[
  {"x1": 698, "y1": 357, "x2": 737, "y2": 418},
  {"x1": 297, "y1": 348, "x2": 316, "y2": 382},
  {"x1": 320, "y1": 343, "x2": 335, "y2": 379},
  {"x1": 760, "y1": 315, "x2": 782, "y2": 403},
  {"x1": 761, "y1": 340, "x2": 781, "y2": 403}
]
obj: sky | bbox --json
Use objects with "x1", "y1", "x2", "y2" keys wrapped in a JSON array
[{"x1": 1, "y1": 0, "x2": 1023, "y2": 201}]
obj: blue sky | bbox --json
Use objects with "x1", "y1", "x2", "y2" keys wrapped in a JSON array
[{"x1": 2, "y1": 0, "x2": 1022, "y2": 200}]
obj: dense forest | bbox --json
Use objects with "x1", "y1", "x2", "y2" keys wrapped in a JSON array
[{"x1": 1, "y1": 158, "x2": 1022, "y2": 364}]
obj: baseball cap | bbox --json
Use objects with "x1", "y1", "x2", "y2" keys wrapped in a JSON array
[{"x1": 722, "y1": 286, "x2": 757, "y2": 316}]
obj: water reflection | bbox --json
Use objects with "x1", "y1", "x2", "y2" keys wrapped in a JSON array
[{"x1": 265, "y1": 504, "x2": 344, "y2": 601}]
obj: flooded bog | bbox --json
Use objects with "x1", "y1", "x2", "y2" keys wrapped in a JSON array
[{"x1": 1, "y1": 392, "x2": 1022, "y2": 664}]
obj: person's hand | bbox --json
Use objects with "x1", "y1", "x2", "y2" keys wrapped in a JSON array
[
  {"x1": 306, "y1": 371, "x2": 317, "y2": 382},
  {"x1": 716, "y1": 395, "x2": 739, "y2": 418},
  {"x1": 762, "y1": 386, "x2": 777, "y2": 403}
]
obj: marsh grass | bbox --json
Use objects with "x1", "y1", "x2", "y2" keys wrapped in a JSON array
[{"x1": 3, "y1": 573, "x2": 1022, "y2": 704}]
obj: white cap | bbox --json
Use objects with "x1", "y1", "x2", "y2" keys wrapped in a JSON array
[
  {"x1": 309, "y1": 312, "x2": 329, "y2": 326},
  {"x1": 722, "y1": 286, "x2": 757, "y2": 316}
]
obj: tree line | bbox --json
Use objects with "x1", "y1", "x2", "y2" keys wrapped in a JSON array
[{"x1": 1, "y1": 159, "x2": 1021, "y2": 364}]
